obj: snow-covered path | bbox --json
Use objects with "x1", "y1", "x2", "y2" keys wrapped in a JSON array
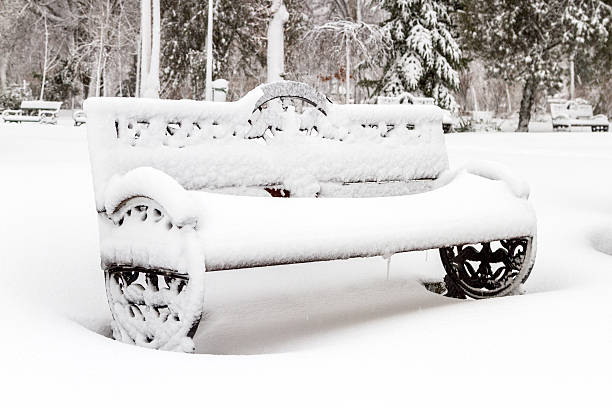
[{"x1": 0, "y1": 122, "x2": 610, "y2": 407}]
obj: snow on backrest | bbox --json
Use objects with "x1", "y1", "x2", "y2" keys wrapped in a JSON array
[
  {"x1": 85, "y1": 84, "x2": 448, "y2": 209},
  {"x1": 376, "y1": 93, "x2": 435, "y2": 106},
  {"x1": 20, "y1": 100, "x2": 62, "y2": 111},
  {"x1": 567, "y1": 101, "x2": 594, "y2": 119},
  {"x1": 327, "y1": 103, "x2": 445, "y2": 140},
  {"x1": 549, "y1": 103, "x2": 567, "y2": 119},
  {"x1": 377, "y1": 95, "x2": 403, "y2": 105},
  {"x1": 550, "y1": 100, "x2": 594, "y2": 119}
]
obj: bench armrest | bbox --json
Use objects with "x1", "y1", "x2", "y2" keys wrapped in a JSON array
[
  {"x1": 436, "y1": 160, "x2": 530, "y2": 199},
  {"x1": 104, "y1": 167, "x2": 199, "y2": 228},
  {"x1": 2, "y1": 109, "x2": 23, "y2": 117},
  {"x1": 39, "y1": 110, "x2": 58, "y2": 117}
]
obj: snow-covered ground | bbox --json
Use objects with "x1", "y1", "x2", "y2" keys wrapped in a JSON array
[{"x1": 1, "y1": 117, "x2": 611, "y2": 407}]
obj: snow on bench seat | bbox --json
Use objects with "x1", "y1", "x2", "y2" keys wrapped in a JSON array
[
  {"x1": 100, "y1": 166, "x2": 536, "y2": 272},
  {"x1": 1, "y1": 100, "x2": 62, "y2": 124},
  {"x1": 550, "y1": 99, "x2": 609, "y2": 131},
  {"x1": 199, "y1": 172, "x2": 535, "y2": 270}
]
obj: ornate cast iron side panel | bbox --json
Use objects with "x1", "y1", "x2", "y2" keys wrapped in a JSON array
[
  {"x1": 103, "y1": 197, "x2": 203, "y2": 352},
  {"x1": 105, "y1": 265, "x2": 201, "y2": 351},
  {"x1": 254, "y1": 81, "x2": 331, "y2": 115},
  {"x1": 439, "y1": 237, "x2": 534, "y2": 299}
]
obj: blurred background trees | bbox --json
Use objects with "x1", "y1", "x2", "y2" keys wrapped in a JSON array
[
  {"x1": 0, "y1": 0, "x2": 610, "y2": 124},
  {"x1": 461, "y1": 0, "x2": 611, "y2": 130}
]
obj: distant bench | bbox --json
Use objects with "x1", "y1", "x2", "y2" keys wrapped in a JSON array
[
  {"x1": 377, "y1": 94, "x2": 455, "y2": 133},
  {"x1": 1, "y1": 100, "x2": 62, "y2": 124},
  {"x1": 73, "y1": 109, "x2": 86, "y2": 126},
  {"x1": 550, "y1": 99, "x2": 609, "y2": 132}
]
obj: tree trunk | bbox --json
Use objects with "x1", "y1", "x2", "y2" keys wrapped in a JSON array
[
  {"x1": 0, "y1": 53, "x2": 8, "y2": 92},
  {"x1": 345, "y1": 36, "x2": 350, "y2": 104},
  {"x1": 140, "y1": 0, "x2": 151, "y2": 78},
  {"x1": 149, "y1": 0, "x2": 160, "y2": 95},
  {"x1": 40, "y1": 16, "x2": 49, "y2": 100},
  {"x1": 517, "y1": 74, "x2": 537, "y2": 132},
  {"x1": 267, "y1": 0, "x2": 289, "y2": 83},
  {"x1": 205, "y1": 0, "x2": 214, "y2": 100},
  {"x1": 95, "y1": 13, "x2": 105, "y2": 97},
  {"x1": 117, "y1": 9, "x2": 123, "y2": 97},
  {"x1": 505, "y1": 82, "x2": 512, "y2": 114},
  {"x1": 140, "y1": 0, "x2": 161, "y2": 98},
  {"x1": 88, "y1": 63, "x2": 97, "y2": 98},
  {"x1": 569, "y1": 54, "x2": 575, "y2": 100},
  {"x1": 135, "y1": 36, "x2": 141, "y2": 97}
]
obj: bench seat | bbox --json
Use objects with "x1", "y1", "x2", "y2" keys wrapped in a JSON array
[
  {"x1": 550, "y1": 99, "x2": 609, "y2": 132},
  {"x1": 73, "y1": 110, "x2": 87, "y2": 126},
  {"x1": 2, "y1": 101, "x2": 62, "y2": 124},
  {"x1": 100, "y1": 167, "x2": 536, "y2": 272},
  {"x1": 2, "y1": 114, "x2": 41, "y2": 122}
]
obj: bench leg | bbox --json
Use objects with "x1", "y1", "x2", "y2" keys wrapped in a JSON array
[
  {"x1": 105, "y1": 265, "x2": 203, "y2": 352},
  {"x1": 101, "y1": 196, "x2": 205, "y2": 352},
  {"x1": 439, "y1": 236, "x2": 535, "y2": 299}
]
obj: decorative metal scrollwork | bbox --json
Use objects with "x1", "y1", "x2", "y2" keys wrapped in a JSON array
[
  {"x1": 103, "y1": 197, "x2": 204, "y2": 352},
  {"x1": 254, "y1": 81, "x2": 330, "y2": 114},
  {"x1": 439, "y1": 237, "x2": 534, "y2": 299},
  {"x1": 105, "y1": 265, "x2": 202, "y2": 352}
]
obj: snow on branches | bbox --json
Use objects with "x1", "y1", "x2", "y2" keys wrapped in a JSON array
[
  {"x1": 463, "y1": 0, "x2": 609, "y2": 88},
  {"x1": 306, "y1": 18, "x2": 387, "y2": 104},
  {"x1": 462, "y1": 0, "x2": 610, "y2": 130},
  {"x1": 378, "y1": 0, "x2": 461, "y2": 111}
]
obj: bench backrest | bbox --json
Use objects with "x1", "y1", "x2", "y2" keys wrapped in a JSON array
[
  {"x1": 85, "y1": 81, "x2": 447, "y2": 209},
  {"x1": 376, "y1": 93, "x2": 435, "y2": 106},
  {"x1": 20, "y1": 100, "x2": 62, "y2": 111},
  {"x1": 550, "y1": 99, "x2": 594, "y2": 119}
]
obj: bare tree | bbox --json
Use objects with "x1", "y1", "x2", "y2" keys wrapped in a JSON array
[{"x1": 306, "y1": 18, "x2": 386, "y2": 103}]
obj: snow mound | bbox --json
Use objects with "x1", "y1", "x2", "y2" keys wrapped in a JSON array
[
  {"x1": 437, "y1": 160, "x2": 530, "y2": 199},
  {"x1": 590, "y1": 226, "x2": 612, "y2": 256}
]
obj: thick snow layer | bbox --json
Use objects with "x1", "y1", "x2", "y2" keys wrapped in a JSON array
[
  {"x1": 1, "y1": 121, "x2": 611, "y2": 407},
  {"x1": 437, "y1": 159, "x2": 531, "y2": 199},
  {"x1": 591, "y1": 226, "x2": 612, "y2": 256},
  {"x1": 102, "y1": 166, "x2": 535, "y2": 271},
  {"x1": 85, "y1": 95, "x2": 448, "y2": 210},
  {"x1": 104, "y1": 166, "x2": 199, "y2": 226},
  {"x1": 198, "y1": 170, "x2": 534, "y2": 270}
]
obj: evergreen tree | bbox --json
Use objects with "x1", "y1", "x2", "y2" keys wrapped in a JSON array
[
  {"x1": 462, "y1": 0, "x2": 610, "y2": 131},
  {"x1": 376, "y1": 0, "x2": 462, "y2": 110},
  {"x1": 161, "y1": 0, "x2": 268, "y2": 98},
  {"x1": 161, "y1": 0, "x2": 308, "y2": 99},
  {"x1": 573, "y1": 1, "x2": 612, "y2": 116}
]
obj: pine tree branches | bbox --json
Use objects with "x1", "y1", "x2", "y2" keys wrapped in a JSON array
[{"x1": 376, "y1": 0, "x2": 462, "y2": 110}]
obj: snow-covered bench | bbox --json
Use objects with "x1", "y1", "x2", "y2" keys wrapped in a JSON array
[
  {"x1": 85, "y1": 81, "x2": 537, "y2": 352},
  {"x1": 550, "y1": 99, "x2": 609, "y2": 132},
  {"x1": 1, "y1": 100, "x2": 62, "y2": 124},
  {"x1": 73, "y1": 109, "x2": 86, "y2": 126},
  {"x1": 377, "y1": 93, "x2": 456, "y2": 133}
]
